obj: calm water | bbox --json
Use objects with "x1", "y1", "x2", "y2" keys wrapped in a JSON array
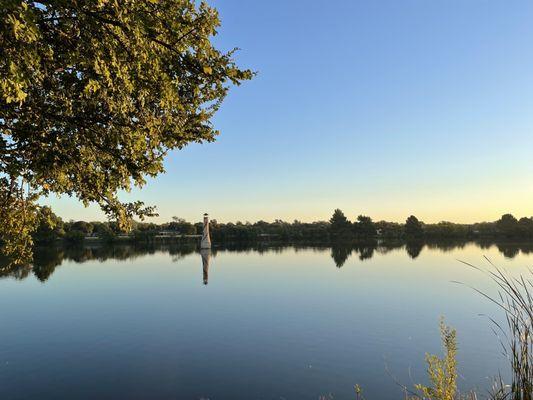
[{"x1": 1, "y1": 241, "x2": 532, "y2": 399}]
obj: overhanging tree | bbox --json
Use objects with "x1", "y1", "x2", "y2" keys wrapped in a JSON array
[{"x1": 0, "y1": 0, "x2": 253, "y2": 263}]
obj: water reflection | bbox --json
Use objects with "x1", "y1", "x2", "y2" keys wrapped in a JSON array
[
  {"x1": 2, "y1": 239, "x2": 533, "y2": 282},
  {"x1": 405, "y1": 240, "x2": 424, "y2": 259},
  {"x1": 331, "y1": 245, "x2": 352, "y2": 268},
  {"x1": 496, "y1": 243, "x2": 520, "y2": 259},
  {"x1": 355, "y1": 241, "x2": 377, "y2": 260},
  {"x1": 200, "y1": 249, "x2": 211, "y2": 285},
  {"x1": 32, "y1": 246, "x2": 63, "y2": 281}
]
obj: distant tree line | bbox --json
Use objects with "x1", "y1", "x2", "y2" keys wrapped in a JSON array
[
  {"x1": 329, "y1": 210, "x2": 533, "y2": 241},
  {"x1": 26, "y1": 207, "x2": 533, "y2": 246}
]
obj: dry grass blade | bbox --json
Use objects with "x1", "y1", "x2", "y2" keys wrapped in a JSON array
[{"x1": 462, "y1": 259, "x2": 533, "y2": 400}]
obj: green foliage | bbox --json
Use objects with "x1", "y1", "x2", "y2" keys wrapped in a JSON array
[
  {"x1": 414, "y1": 320, "x2": 458, "y2": 400},
  {"x1": 69, "y1": 221, "x2": 94, "y2": 235},
  {"x1": 424, "y1": 222, "x2": 471, "y2": 239},
  {"x1": 92, "y1": 222, "x2": 116, "y2": 241},
  {"x1": 354, "y1": 384, "x2": 365, "y2": 400},
  {"x1": 405, "y1": 215, "x2": 424, "y2": 238},
  {"x1": 167, "y1": 217, "x2": 196, "y2": 235},
  {"x1": 354, "y1": 215, "x2": 377, "y2": 238},
  {"x1": 375, "y1": 220, "x2": 404, "y2": 238},
  {"x1": 0, "y1": 0, "x2": 253, "y2": 260},
  {"x1": 496, "y1": 214, "x2": 520, "y2": 237},
  {"x1": 33, "y1": 206, "x2": 65, "y2": 243},
  {"x1": 132, "y1": 229, "x2": 157, "y2": 242},
  {"x1": 355, "y1": 320, "x2": 485, "y2": 400},
  {"x1": 0, "y1": 180, "x2": 38, "y2": 265},
  {"x1": 330, "y1": 209, "x2": 352, "y2": 240},
  {"x1": 64, "y1": 230, "x2": 85, "y2": 243},
  {"x1": 517, "y1": 217, "x2": 533, "y2": 238}
]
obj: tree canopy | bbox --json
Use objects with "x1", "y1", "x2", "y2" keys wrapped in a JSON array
[
  {"x1": 353, "y1": 215, "x2": 376, "y2": 238},
  {"x1": 405, "y1": 215, "x2": 423, "y2": 238},
  {"x1": 329, "y1": 208, "x2": 352, "y2": 240},
  {"x1": 0, "y1": 0, "x2": 253, "y2": 263},
  {"x1": 496, "y1": 213, "x2": 519, "y2": 237}
]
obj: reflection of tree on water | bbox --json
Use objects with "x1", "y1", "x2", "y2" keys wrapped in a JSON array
[
  {"x1": 354, "y1": 241, "x2": 377, "y2": 260},
  {"x1": 0, "y1": 243, "x2": 197, "y2": 281},
  {"x1": 516, "y1": 242, "x2": 533, "y2": 255},
  {"x1": 331, "y1": 241, "x2": 378, "y2": 267},
  {"x1": 0, "y1": 246, "x2": 63, "y2": 281},
  {"x1": 331, "y1": 246, "x2": 352, "y2": 268},
  {"x1": 425, "y1": 240, "x2": 465, "y2": 253},
  {"x1": 405, "y1": 241, "x2": 424, "y2": 259},
  {"x1": 32, "y1": 247, "x2": 64, "y2": 282},
  {"x1": 376, "y1": 240, "x2": 404, "y2": 255},
  {"x1": 201, "y1": 249, "x2": 211, "y2": 285},
  {"x1": 3, "y1": 239, "x2": 533, "y2": 282},
  {"x1": 0, "y1": 262, "x2": 32, "y2": 280},
  {"x1": 496, "y1": 243, "x2": 520, "y2": 259}
]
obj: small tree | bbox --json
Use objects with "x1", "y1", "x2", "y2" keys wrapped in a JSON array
[
  {"x1": 32, "y1": 206, "x2": 64, "y2": 243},
  {"x1": 405, "y1": 215, "x2": 424, "y2": 238},
  {"x1": 413, "y1": 320, "x2": 458, "y2": 400},
  {"x1": 70, "y1": 221, "x2": 94, "y2": 236},
  {"x1": 354, "y1": 215, "x2": 377, "y2": 238},
  {"x1": 496, "y1": 214, "x2": 519, "y2": 237},
  {"x1": 329, "y1": 209, "x2": 352, "y2": 240}
]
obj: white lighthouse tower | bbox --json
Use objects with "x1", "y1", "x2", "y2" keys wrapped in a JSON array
[{"x1": 201, "y1": 213, "x2": 211, "y2": 249}]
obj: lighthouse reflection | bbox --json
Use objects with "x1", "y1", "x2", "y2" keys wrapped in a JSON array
[{"x1": 200, "y1": 249, "x2": 211, "y2": 285}]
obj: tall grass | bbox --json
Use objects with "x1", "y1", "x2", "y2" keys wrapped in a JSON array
[
  {"x1": 459, "y1": 258, "x2": 532, "y2": 400},
  {"x1": 409, "y1": 257, "x2": 533, "y2": 400}
]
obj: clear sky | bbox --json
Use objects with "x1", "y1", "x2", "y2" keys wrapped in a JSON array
[{"x1": 44, "y1": 0, "x2": 533, "y2": 224}]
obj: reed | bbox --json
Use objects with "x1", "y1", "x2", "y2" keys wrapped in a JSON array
[{"x1": 459, "y1": 258, "x2": 532, "y2": 400}]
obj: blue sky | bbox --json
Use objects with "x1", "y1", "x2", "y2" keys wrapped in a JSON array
[{"x1": 45, "y1": 0, "x2": 533, "y2": 223}]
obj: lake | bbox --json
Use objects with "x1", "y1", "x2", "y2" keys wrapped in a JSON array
[{"x1": 1, "y1": 240, "x2": 532, "y2": 399}]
